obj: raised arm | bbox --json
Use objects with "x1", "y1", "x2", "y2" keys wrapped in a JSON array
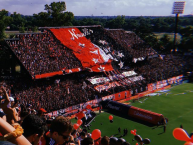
[
  {"x1": 0, "y1": 87, "x2": 10, "y2": 108},
  {"x1": 13, "y1": 108, "x2": 19, "y2": 122},
  {"x1": 0, "y1": 117, "x2": 31, "y2": 145}
]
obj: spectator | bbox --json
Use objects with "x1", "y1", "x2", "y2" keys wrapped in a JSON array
[
  {"x1": 37, "y1": 108, "x2": 47, "y2": 119},
  {"x1": 100, "y1": 136, "x2": 109, "y2": 145},
  {"x1": 117, "y1": 138, "x2": 125, "y2": 145},
  {"x1": 109, "y1": 137, "x2": 118, "y2": 145},
  {"x1": 7, "y1": 31, "x2": 82, "y2": 76},
  {"x1": 0, "y1": 87, "x2": 18, "y2": 125},
  {"x1": 21, "y1": 114, "x2": 46, "y2": 145},
  {"x1": 78, "y1": 131, "x2": 86, "y2": 142},
  {"x1": 47, "y1": 116, "x2": 73, "y2": 145},
  {"x1": 0, "y1": 95, "x2": 6, "y2": 121},
  {"x1": 81, "y1": 137, "x2": 94, "y2": 145}
]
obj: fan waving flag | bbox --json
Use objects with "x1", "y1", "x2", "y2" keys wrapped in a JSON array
[{"x1": 50, "y1": 28, "x2": 113, "y2": 72}]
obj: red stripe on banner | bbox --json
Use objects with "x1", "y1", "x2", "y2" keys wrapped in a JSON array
[
  {"x1": 65, "y1": 68, "x2": 82, "y2": 74},
  {"x1": 35, "y1": 71, "x2": 63, "y2": 79}
]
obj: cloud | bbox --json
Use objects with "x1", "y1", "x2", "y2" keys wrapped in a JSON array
[{"x1": 0, "y1": 0, "x2": 192, "y2": 16}]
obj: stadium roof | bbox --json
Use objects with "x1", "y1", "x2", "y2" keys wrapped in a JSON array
[{"x1": 39, "y1": 25, "x2": 101, "y2": 29}]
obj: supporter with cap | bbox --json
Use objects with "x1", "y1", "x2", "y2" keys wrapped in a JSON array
[
  {"x1": 37, "y1": 108, "x2": 47, "y2": 118},
  {"x1": 37, "y1": 108, "x2": 47, "y2": 124}
]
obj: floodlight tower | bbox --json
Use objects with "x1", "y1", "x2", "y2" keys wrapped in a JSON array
[{"x1": 172, "y1": 1, "x2": 185, "y2": 52}]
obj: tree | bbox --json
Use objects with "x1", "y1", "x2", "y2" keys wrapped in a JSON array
[
  {"x1": 33, "y1": 12, "x2": 50, "y2": 27},
  {"x1": 10, "y1": 12, "x2": 26, "y2": 30},
  {"x1": 178, "y1": 26, "x2": 193, "y2": 52},
  {"x1": 144, "y1": 34, "x2": 159, "y2": 48},
  {"x1": 0, "y1": 9, "x2": 13, "y2": 39},
  {"x1": 125, "y1": 19, "x2": 138, "y2": 31},
  {"x1": 32, "y1": 26, "x2": 38, "y2": 32},
  {"x1": 113, "y1": 15, "x2": 126, "y2": 28},
  {"x1": 44, "y1": 1, "x2": 74, "y2": 26},
  {"x1": 19, "y1": 22, "x2": 25, "y2": 33},
  {"x1": 106, "y1": 15, "x2": 126, "y2": 29},
  {"x1": 159, "y1": 34, "x2": 173, "y2": 53},
  {"x1": 134, "y1": 17, "x2": 153, "y2": 40}
]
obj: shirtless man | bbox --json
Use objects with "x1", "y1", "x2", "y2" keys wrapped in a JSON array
[{"x1": 0, "y1": 87, "x2": 18, "y2": 125}]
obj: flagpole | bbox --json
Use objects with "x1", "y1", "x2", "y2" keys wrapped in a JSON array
[{"x1": 173, "y1": 13, "x2": 179, "y2": 52}]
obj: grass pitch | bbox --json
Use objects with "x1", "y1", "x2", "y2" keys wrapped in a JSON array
[
  {"x1": 72, "y1": 83, "x2": 193, "y2": 145},
  {"x1": 154, "y1": 32, "x2": 181, "y2": 43}
]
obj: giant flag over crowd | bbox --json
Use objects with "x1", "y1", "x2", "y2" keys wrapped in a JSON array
[{"x1": 50, "y1": 28, "x2": 113, "y2": 72}]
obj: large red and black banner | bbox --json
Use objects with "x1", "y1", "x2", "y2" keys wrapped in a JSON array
[{"x1": 50, "y1": 28, "x2": 113, "y2": 72}]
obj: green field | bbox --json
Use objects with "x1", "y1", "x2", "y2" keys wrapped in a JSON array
[
  {"x1": 154, "y1": 32, "x2": 181, "y2": 43},
  {"x1": 72, "y1": 83, "x2": 193, "y2": 145},
  {"x1": 5, "y1": 31, "x2": 41, "y2": 38}
]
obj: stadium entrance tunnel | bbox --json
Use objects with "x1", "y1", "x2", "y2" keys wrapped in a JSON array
[{"x1": 100, "y1": 99, "x2": 165, "y2": 127}]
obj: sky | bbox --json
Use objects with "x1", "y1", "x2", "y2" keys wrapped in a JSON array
[{"x1": 0, "y1": 0, "x2": 193, "y2": 16}]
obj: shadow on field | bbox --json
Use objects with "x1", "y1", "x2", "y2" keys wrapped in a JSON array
[
  {"x1": 103, "y1": 110, "x2": 156, "y2": 127},
  {"x1": 152, "y1": 125, "x2": 163, "y2": 129},
  {"x1": 158, "y1": 132, "x2": 164, "y2": 135},
  {"x1": 109, "y1": 133, "x2": 129, "y2": 138}
]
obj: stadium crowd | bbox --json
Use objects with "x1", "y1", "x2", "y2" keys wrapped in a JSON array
[
  {"x1": 2, "y1": 28, "x2": 193, "y2": 113},
  {"x1": 0, "y1": 85, "x2": 133, "y2": 145},
  {"x1": 106, "y1": 29, "x2": 157, "y2": 58},
  {"x1": 0, "y1": 27, "x2": 193, "y2": 145},
  {"x1": 135, "y1": 54, "x2": 193, "y2": 84},
  {"x1": 6, "y1": 30, "x2": 82, "y2": 76},
  {"x1": 80, "y1": 27, "x2": 156, "y2": 59},
  {"x1": 0, "y1": 69, "x2": 147, "y2": 115},
  {"x1": 0, "y1": 77, "x2": 98, "y2": 113},
  {"x1": 80, "y1": 27, "x2": 128, "y2": 62}
]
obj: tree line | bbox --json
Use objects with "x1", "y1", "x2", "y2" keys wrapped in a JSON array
[{"x1": 0, "y1": 1, "x2": 193, "y2": 53}]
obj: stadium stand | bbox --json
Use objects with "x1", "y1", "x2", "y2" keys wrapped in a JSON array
[
  {"x1": 0, "y1": 25, "x2": 193, "y2": 114},
  {"x1": 1, "y1": 25, "x2": 193, "y2": 145},
  {"x1": 6, "y1": 31, "x2": 82, "y2": 78}
]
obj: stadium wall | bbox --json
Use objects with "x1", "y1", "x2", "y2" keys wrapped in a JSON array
[
  {"x1": 101, "y1": 99, "x2": 164, "y2": 125},
  {"x1": 46, "y1": 75, "x2": 183, "y2": 117}
]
